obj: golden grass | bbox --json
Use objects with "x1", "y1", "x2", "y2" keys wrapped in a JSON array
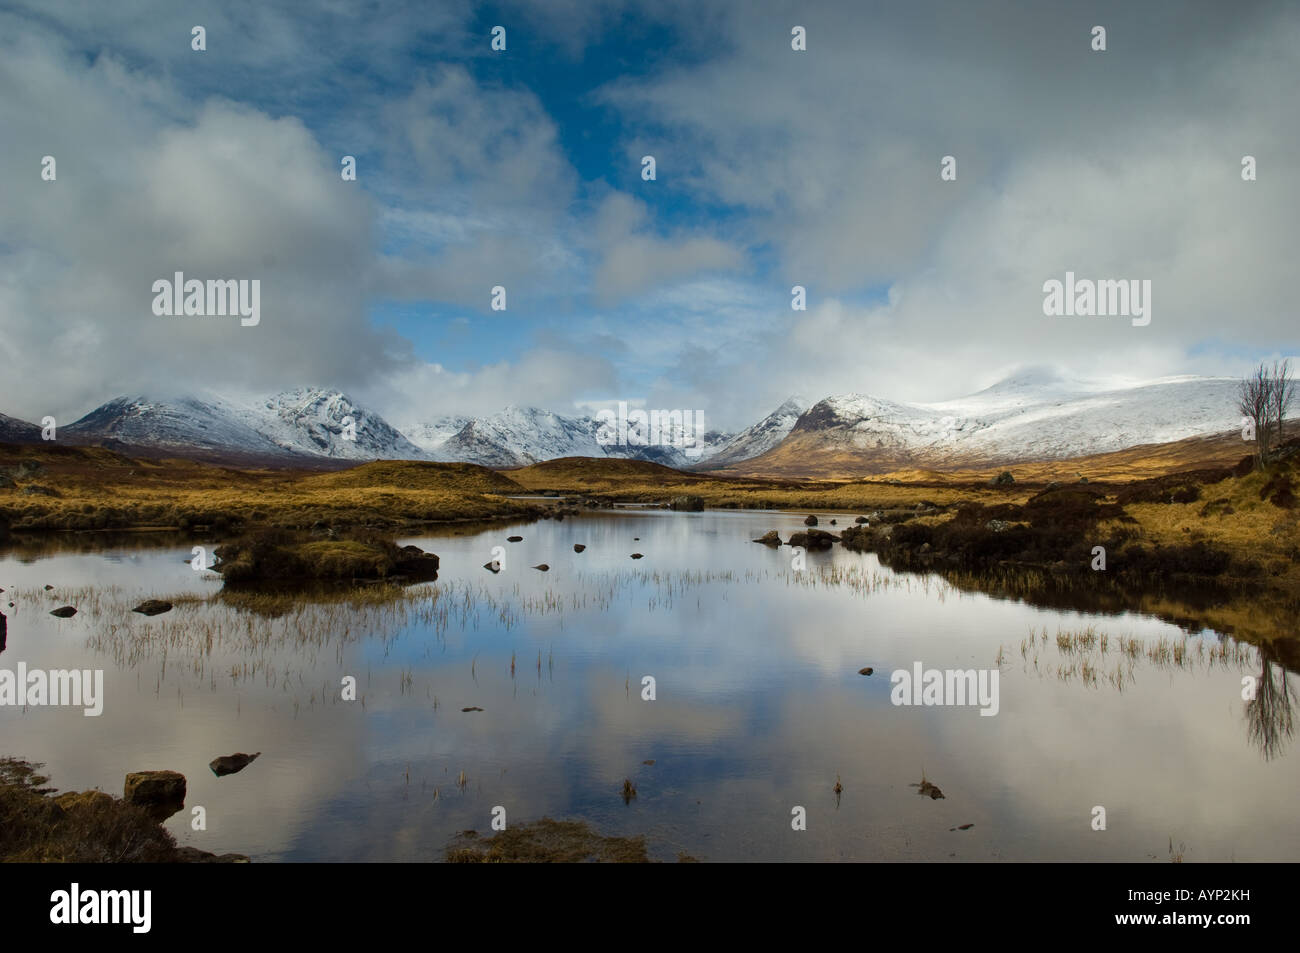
[{"x1": 0, "y1": 447, "x2": 538, "y2": 531}]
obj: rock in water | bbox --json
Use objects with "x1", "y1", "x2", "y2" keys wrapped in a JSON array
[
  {"x1": 630, "y1": 553, "x2": 644, "y2": 560},
  {"x1": 573, "y1": 544, "x2": 586, "y2": 553},
  {"x1": 132, "y1": 600, "x2": 173, "y2": 616},
  {"x1": 483, "y1": 561, "x2": 501, "y2": 573},
  {"x1": 209, "y1": 752, "x2": 261, "y2": 777},
  {"x1": 914, "y1": 778, "x2": 945, "y2": 800},
  {"x1": 752, "y1": 530, "x2": 782, "y2": 546},
  {"x1": 507, "y1": 536, "x2": 523, "y2": 542},
  {"x1": 532, "y1": 564, "x2": 549, "y2": 572},
  {"x1": 858, "y1": 667, "x2": 874, "y2": 676},
  {"x1": 462, "y1": 706, "x2": 484, "y2": 712},
  {"x1": 787, "y1": 529, "x2": 838, "y2": 550},
  {"x1": 124, "y1": 770, "x2": 187, "y2": 820},
  {"x1": 803, "y1": 515, "x2": 818, "y2": 526},
  {"x1": 49, "y1": 606, "x2": 77, "y2": 618}
]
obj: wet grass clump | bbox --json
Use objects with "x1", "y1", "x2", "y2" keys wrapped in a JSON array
[
  {"x1": 445, "y1": 818, "x2": 650, "y2": 863},
  {"x1": 0, "y1": 759, "x2": 178, "y2": 863}
]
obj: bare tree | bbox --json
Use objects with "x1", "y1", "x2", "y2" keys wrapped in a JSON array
[
  {"x1": 1239, "y1": 362, "x2": 1271, "y2": 469},
  {"x1": 1270, "y1": 358, "x2": 1295, "y2": 449}
]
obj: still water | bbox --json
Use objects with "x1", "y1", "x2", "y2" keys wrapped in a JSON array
[{"x1": 2, "y1": 509, "x2": 1296, "y2": 862}]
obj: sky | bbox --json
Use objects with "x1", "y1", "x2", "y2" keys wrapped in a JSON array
[{"x1": 0, "y1": 0, "x2": 1297, "y2": 431}]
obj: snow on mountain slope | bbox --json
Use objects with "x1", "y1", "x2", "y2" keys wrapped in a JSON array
[
  {"x1": 699, "y1": 396, "x2": 809, "y2": 468},
  {"x1": 760, "y1": 369, "x2": 1242, "y2": 471},
  {"x1": 437, "y1": 406, "x2": 607, "y2": 468},
  {"x1": 61, "y1": 390, "x2": 427, "y2": 463},
  {"x1": 64, "y1": 395, "x2": 292, "y2": 458},
  {"x1": 399, "y1": 415, "x2": 473, "y2": 457},
  {"x1": 235, "y1": 388, "x2": 426, "y2": 461}
]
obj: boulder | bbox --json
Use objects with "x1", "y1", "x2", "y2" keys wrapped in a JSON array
[
  {"x1": 803, "y1": 515, "x2": 818, "y2": 526},
  {"x1": 752, "y1": 530, "x2": 782, "y2": 546},
  {"x1": 573, "y1": 544, "x2": 586, "y2": 553},
  {"x1": 483, "y1": 561, "x2": 501, "y2": 573},
  {"x1": 854, "y1": 516, "x2": 868, "y2": 524},
  {"x1": 132, "y1": 600, "x2": 173, "y2": 617},
  {"x1": 124, "y1": 770, "x2": 187, "y2": 820}
]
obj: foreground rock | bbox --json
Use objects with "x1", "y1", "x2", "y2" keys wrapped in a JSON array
[
  {"x1": 124, "y1": 770, "x2": 187, "y2": 820},
  {"x1": 209, "y1": 752, "x2": 260, "y2": 777}
]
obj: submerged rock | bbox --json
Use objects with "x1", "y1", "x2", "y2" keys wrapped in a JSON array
[
  {"x1": 132, "y1": 600, "x2": 173, "y2": 616},
  {"x1": 913, "y1": 778, "x2": 945, "y2": 800}
]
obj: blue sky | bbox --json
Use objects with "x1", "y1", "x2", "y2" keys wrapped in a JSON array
[{"x1": 1, "y1": 0, "x2": 1297, "y2": 429}]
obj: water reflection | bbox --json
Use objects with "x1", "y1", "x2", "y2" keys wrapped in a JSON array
[{"x1": 0, "y1": 509, "x2": 1296, "y2": 862}]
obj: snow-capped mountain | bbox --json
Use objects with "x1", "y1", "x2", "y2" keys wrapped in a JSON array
[
  {"x1": 63, "y1": 395, "x2": 293, "y2": 459},
  {"x1": 0, "y1": 412, "x2": 41, "y2": 444},
  {"x1": 431, "y1": 405, "x2": 734, "y2": 468},
  {"x1": 400, "y1": 415, "x2": 473, "y2": 456},
  {"x1": 698, "y1": 396, "x2": 809, "y2": 469},
  {"x1": 8, "y1": 369, "x2": 1252, "y2": 474},
  {"x1": 61, "y1": 390, "x2": 426, "y2": 464},
  {"x1": 237, "y1": 388, "x2": 425, "y2": 461},
  {"x1": 736, "y1": 369, "x2": 1243, "y2": 475},
  {"x1": 437, "y1": 406, "x2": 605, "y2": 468}
]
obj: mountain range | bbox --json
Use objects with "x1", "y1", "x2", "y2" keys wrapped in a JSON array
[{"x1": 0, "y1": 369, "x2": 1247, "y2": 476}]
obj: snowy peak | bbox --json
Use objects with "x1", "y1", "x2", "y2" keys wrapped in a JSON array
[
  {"x1": 63, "y1": 390, "x2": 426, "y2": 463},
  {"x1": 702, "y1": 395, "x2": 809, "y2": 468},
  {"x1": 245, "y1": 387, "x2": 425, "y2": 460},
  {"x1": 64, "y1": 395, "x2": 289, "y2": 457}
]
